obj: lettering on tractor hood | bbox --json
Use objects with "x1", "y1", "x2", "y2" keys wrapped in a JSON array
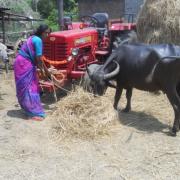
[{"x1": 74, "y1": 36, "x2": 91, "y2": 46}]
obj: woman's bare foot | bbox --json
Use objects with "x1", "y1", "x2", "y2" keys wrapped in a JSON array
[{"x1": 31, "y1": 116, "x2": 44, "y2": 121}]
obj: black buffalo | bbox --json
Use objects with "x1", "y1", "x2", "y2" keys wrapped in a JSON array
[{"x1": 88, "y1": 43, "x2": 180, "y2": 136}]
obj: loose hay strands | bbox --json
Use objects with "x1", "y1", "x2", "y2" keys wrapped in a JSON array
[
  {"x1": 137, "y1": 0, "x2": 180, "y2": 44},
  {"x1": 47, "y1": 87, "x2": 117, "y2": 141}
]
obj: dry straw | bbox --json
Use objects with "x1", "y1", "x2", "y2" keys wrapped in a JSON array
[
  {"x1": 48, "y1": 87, "x2": 117, "y2": 141},
  {"x1": 137, "y1": 0, "x2": 180, "y2": 44}
]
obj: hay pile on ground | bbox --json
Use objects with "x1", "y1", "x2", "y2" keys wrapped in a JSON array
[
  {"x1": 137, "y1": 0, "x2": 180, "y2": 44},
  {"x1": 48, "y1": 88, "x2": 117, "y2": 141}
]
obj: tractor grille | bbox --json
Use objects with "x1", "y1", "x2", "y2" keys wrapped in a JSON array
[
  {"x1": 43, "y1": 42, "x2": 69, "y2": 61},
  {"x1": 43, "y1": 42, "x2": 52, "y2": 59},
  {"x1": 54, "y1": 43, "x2": 68, "y2": 60}
]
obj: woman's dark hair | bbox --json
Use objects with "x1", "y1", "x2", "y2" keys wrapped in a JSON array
[{"x1": 34, "y1": 24, "x2": 49, "y2": 37}]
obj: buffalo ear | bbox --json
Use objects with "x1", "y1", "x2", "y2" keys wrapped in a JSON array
[{"x1": 106, "y1": 81, "x2": 116, "y2": 88}]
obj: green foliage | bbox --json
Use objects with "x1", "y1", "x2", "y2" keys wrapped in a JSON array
[
  {"x1": 64, "y1": 0, "x2": 78, "y2": 12},
  {"x1": 26, "y1": 0, "x2": 33, "y2": 6},
  {"x1": 45, "y1": 9, "x2": 59, "y2": 31},
  {"x1": 0, "y1": 0, "x2": 38, "y2": 17},
  {"x1": 37, "y1": 0, "x2": 56, "y2": 18},
  {"x1": 64, "y1": 0, "x2": 79, "y2": 21},
  {"x1": 1, "y1": 0, "x2": 78, "y2": 31},
  {"x1": 37, "y1": 0, "x2": 78, "y2": 30}
]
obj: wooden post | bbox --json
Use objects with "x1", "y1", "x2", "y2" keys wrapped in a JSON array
[
  {"x1": 57, "y1": 0, "x2": 64, "y2": 30},
  {"x1": 2, "y1": 12, "x2": 5, "y2": 44}
]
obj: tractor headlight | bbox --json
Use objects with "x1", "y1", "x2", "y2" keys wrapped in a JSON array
[{"x1": 71, "y1": 48, "x2": 79, "y2": 56}]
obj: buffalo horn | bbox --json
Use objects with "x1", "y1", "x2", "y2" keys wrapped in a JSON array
[
  {"x1": 161, "y1": 56, "x2": 180, "y2": 60},
  {"x1": 104, "y1": 61, "x2": 120, "y2": 80}
]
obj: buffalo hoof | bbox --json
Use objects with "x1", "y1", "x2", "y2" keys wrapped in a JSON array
[
  {"x1": 169, "y1": 128, "x2": 177, "y2": 137},
  {"x1": 113, "y1": 105, "x2": 118, "y2": 110},
  {"x1": 167, "y1": 131, "x2": 176, "y2": 137},
  {"x1": 122, "y1": 107, "x2": 130, "y2": 113}
]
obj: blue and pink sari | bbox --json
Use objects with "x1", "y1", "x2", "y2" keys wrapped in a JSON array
[{"x1": 13, "y1": 36, "x2": 45, "y2": 118}]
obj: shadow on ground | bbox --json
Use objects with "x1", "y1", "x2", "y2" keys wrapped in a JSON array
[
  {"x1": 7, "y1": 109, "x2": 27, "y2": 119},
  {"x1": 40, "y1": 82, "x2": 77, "y2": 105},
  {"x1": 0, "y1": 93, "x2": 7, "y2": 100},
  {"x1": 7, "y1": 103, "x2": 57, "y2": 119},
  {"x1": 118, "y1": 110, "x2": 170, "y2": 134}
]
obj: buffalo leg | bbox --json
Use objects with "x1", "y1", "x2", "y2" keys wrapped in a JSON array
[
  {"x1": 113, "y1": 86, "x2": 123, "y2": 110},
  {"x1": 166, "y1": 88, "x2": 180, "y2": 136},
  {"x1": 176, "y1": 83, "x2": 180, "y2": 98},
  {"x1": 123, "y1": 87, "x2": 132, "y2": 112}
]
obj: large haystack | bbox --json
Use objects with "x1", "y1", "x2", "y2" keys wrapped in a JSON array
[
  {"x1": 47, "y1": 88, "x2": 118, "y2": 141},
  {"x1": 137, "y1": 0, "x2": 180, "y2": 44}
]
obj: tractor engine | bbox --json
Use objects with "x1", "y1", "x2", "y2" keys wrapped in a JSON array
[{"x1": 43, "y1": 28, "x2": 98, "y2": 80}]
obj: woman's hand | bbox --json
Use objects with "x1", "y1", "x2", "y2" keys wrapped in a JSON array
[{"x1": 35, "y1": 56, "x2": 51, "y2": 80}]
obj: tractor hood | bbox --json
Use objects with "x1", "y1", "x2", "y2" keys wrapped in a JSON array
[
  {"x1": 46, "y1": 28, "x2": 98, "y2": 48},
  {"x1": 43, "y1": 28, "x2": 98, "y2": 63}
]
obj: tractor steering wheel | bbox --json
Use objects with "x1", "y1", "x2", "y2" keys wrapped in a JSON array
[{"x1": 80, "y1": 15, "x2": 99, "y2": 28}]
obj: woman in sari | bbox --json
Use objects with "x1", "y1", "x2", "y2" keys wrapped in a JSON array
[{"x1": 14, "y1": 24, "x2": 50, "y2": 121}]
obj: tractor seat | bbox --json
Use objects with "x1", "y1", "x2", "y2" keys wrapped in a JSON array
[
  {"x1": 62, "y1": 16, "x2": 73, "y2": 30},
  {"x1": 92, "y1": 13, "x2": 109, "y2": 28}
]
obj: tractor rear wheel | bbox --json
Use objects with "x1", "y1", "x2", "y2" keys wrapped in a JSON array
[{"x1": 112, "y1": 30, "x2": 137, "y2": 50}]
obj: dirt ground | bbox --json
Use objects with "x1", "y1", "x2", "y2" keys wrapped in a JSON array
[{"x1": 0, "y1": 69, "x2": 180, "y2": 180}]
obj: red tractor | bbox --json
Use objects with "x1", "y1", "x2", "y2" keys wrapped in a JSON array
[{"x1": 40, "y1": 13, "x2": 137, "y2": 99}]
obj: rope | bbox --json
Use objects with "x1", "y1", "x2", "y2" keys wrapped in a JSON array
[
  {"x1": 40, "y1": 60, "x2": 71, "y2": 93},
  {"x1": 50, "y1": 73, "x2": 71, "y2": 93},
  {"x1": 39, "y1": 56, "x2": 76, "y2": 94}
]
